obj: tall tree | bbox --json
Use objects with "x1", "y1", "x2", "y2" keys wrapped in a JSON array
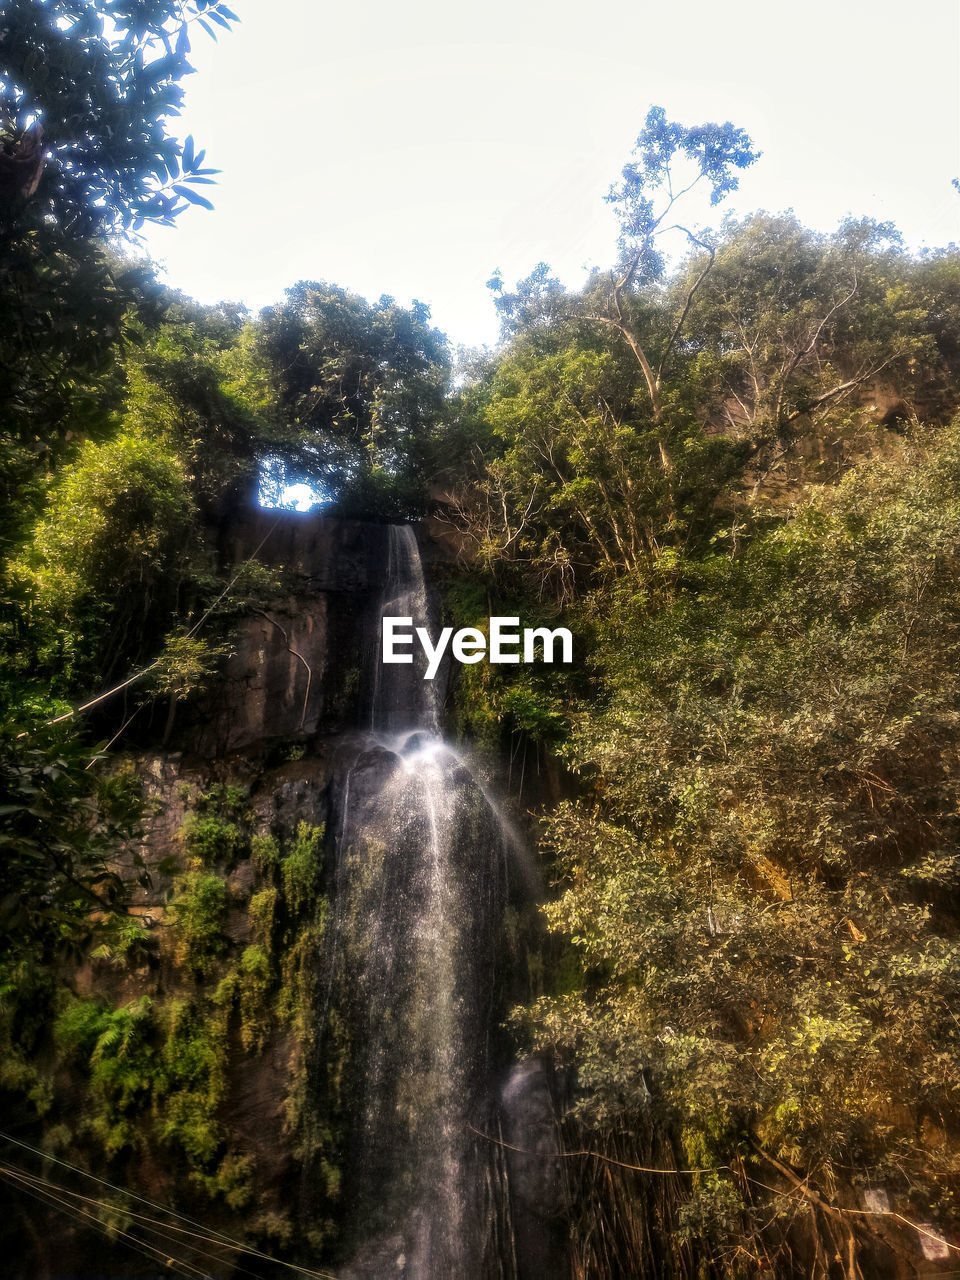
[
  {"x1": 255, "y1": 282, "x2": 451, "y2": 513},
  {"x1": 678, "y1": 213, "x2": 930, "y2": 490},
  {"x1": 1, "y1": 0, "x2": 235, "y2": 236},
  {"x1": 0, "y1": 0, "x2": 236, "y2": 536},
  {"x1": 524, "y1": 422, "x2": 960, "y2": 1272},
  {"x1": 470, "y1": 108, "x2": 760, "y2": 587},
  {"x1": 586, "y1": 105, "x2": 758, "y2": 430}
]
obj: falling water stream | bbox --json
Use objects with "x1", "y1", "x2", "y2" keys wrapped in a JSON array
[{"x1": 328, "y1": 525, "x2": 513, "y2": 1278}]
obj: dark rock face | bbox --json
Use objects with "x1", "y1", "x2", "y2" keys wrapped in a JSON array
[
  {"x1": 256, "y1": 759, "x2": 330, "y2": 832},
  {"x1": 65, "y1": 742, "x2": 335, "y2": 1277},
  {"x1": 175, "y1": 512, "x2": 463, "y2": 755},
  {"x1": 178, "y1": 514, "x2": 387, "y2": 754},
  {"x1": 217, "y1": 509, "x2": 382, "y2": 593}
]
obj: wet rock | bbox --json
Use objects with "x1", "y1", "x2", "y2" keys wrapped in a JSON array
[
  {"x1": 500, "y1": 1058, "x2": 568, "y2": 1276},
  {"x1": 227, "y1": 860, "x2": 256, "y2": 900}
]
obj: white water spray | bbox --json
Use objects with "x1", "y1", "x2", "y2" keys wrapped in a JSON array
[{"x1": 330, "y1": 524, "x2": 511, "y2": 1278}]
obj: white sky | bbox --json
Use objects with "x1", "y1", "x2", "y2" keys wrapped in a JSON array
[{"x1": 142, "y1": 0, "x2": 960, "y2": 349}]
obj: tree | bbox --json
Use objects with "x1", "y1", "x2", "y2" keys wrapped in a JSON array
[
  {"x1": 255, "y1": 282, "x2": 451, "y2": 513},
  {"x1": 587, "y1": 105, "x2": 758, "y2": 430},
  {"x1": 522, "y1": 421, "x2": 960, "y2": 1272},
  {"x1": 456, "y1": 328, "x2": 741, "y2": 595},
  {"x1": 0, "y1": 724, "x2": 144, "y2": 969},
  {"x1": 444, "y1": 112, "x2": 960, "y2": 1270},
  {"x1": 465, "y1": 108, "x2": 760, "y2": 588},
  {"x1": 677, "y1": 213, "x2": 931, "y2": 491},
  {"x1": 10, "y1": 429, "x2": 201, "y2": 699},
  {"x1": 907, "y1": 247, "x2": 960, "y2": 421},
  {"x1": 0, "y1": 0, "x2": 235, "y2": 237},
  {"x1": 460, "y1": 122, "x2": 960, "y2": 592},
  {"x1": 0, "y1": 0, "x2": 237, "y2": 536},
  {"x1": 122, "y1": 291, "x2": 273, "y2": 516}
]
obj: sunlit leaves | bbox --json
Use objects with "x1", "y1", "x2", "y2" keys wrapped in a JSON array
[
  {"x1": 20, "y1": 431, "x2": 196, "y2": 614},
  {"x1": 524, "y1": 419, "x2": 960, "y2": 1252},
  {"x1": 255, "y1": 281, "x2": 451, "y2": 514},
  {"x1": 606, "y1": 105, "x2": 759, "y2": 264},
  {"x1": 0, "y1": 0, "x2": 235, "y2": 234}
]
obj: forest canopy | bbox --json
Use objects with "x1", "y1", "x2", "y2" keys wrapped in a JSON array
[{"x1": 2, "y1": 7, "x2": 960, "y2": 1273}]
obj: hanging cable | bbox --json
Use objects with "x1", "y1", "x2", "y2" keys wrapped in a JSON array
[
  {"x1": 0, "y1": 1131, "x2": 338, "y2": 1280},
  {"x1": 0, "y1": 1165, "x2": 209, "y2": 1279},
  {"x1": 0, "y1": 1162, "x2": 263, "y2": 1278},
  {"x1": 42, "y1": 514, "x2": 284, "y2": 729}
]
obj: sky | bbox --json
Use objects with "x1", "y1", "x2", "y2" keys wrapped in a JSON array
[{"x1": 143, "y1": 0, "x2": 960, "y2": 350}]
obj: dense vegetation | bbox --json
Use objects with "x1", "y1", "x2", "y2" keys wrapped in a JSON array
[
  {"x1": 426, "y1": 114, "x2": 960, "y2": 1275},
  {"x1": 3, "y1": 4, "x2": 960, "y2": 1275}
]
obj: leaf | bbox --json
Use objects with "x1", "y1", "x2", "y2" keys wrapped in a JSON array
[
  {"x1": 146, "y1": 53, "x2": 178, "y2": 83},
  {"x1": 172, "y1": 185, "x2": 214, "y2": 210}
]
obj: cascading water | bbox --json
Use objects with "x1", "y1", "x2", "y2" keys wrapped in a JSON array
[
  {"x1": 327, "y1": 524, "x2": 513, "y2": 1278},
  {"x1": 367, "y1": 524, "x2": 440, "y2": 735}
]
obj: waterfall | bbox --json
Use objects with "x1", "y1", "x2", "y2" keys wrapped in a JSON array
[
  {"x1": 328, "y1": 524, "x2": 512, "y2": 1278},
  {"x1": 368, "y1": 525, "x2": 440, "y2": 735}
]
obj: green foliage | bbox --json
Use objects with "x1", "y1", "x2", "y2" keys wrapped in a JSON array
[
  {"x1": 55, "y1": 995, "x2": 157, "y2": 1154},
  {"x1": 33, "y1": 985, "x2": 254, "y2": 1207},
  {"x1": 0, "y1": 723, "x2": 143, "y2": 967},
  {"x1": 524, "y1": 420, "x2": 960, "y2": 1258},
  {"x1": 254, "y1": 282, "x2": 451, "y2": 513},
  {"x1": 192, "y1": 1149, "x2": 255, "y2": 1211},
  {"x1": 24, "y1": 431, "x2": 196, "y2": 605},
  {"x1": 460, "y1": 122, "x2": 956, "y2": 611},
  {"x1": 122, "y1": 296, "x2": 274, "y2": 508},
  {"x1": 168, "y1": 871, "x2": 227, "y2": 976},
  {"x1": 280, "y1": 821, "x2": 324, "y2": 915},
  {"x1": 10, "y1": 430, "x2": 201, "y2": 698},
  {"x1": 214, "y1": 558, "x2": 284, "y2": 614},
  {"x1": 1, "y1": 767, "x2": 338, "y2": 1247},
  {"x1": 0, "y1": 244, "x2": 153, "y2": 537},
  {"x1": 606, "y1": 104, "x2": 758, "y2": 263},
  {"x1": 235, "y1": 944, "x2": 273, "y2": 1052},
  {"x1": 163, "y1": 802, "x2": 333, "y2": 1200},
  {"x1": 0, "y1": 0, "x2": 236, "y2": 516},
  {"x1": 251, "y1": 832, "x2": 280, "y2": 872},
  {"x1": 157, "y1": 997, "x2": 230, "y2": 1167},
  {"x1": 443, "y1": 574, "x2": 575, "y2": 762},
  {"x1": 679, "y1": 212, "x2": 931, "y2": 466},
  {"x1": 149, "y1": 634, "x2": 231, "y2": 704},
  {"x1": 179, "y1": 811, "x2": 243, "y2": 865},
  {"x1": 88, "y1": 912, "x2": 152, "y2": 966},
  {"x1": 178, "y1": 782, "x2": 250, "y2": 866},
  {"x1": 248, "y1": 886, "x2": 278, "y2": 944},
  {"x1": 1, "y1": 0, "x2": 235, "y2": 236},
  {"x1": 466, "y1": 334, "x2": 741, "y2": 590},
  {"x1": 499, "y1": 673, "x2": 569, "y2": 742}
]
